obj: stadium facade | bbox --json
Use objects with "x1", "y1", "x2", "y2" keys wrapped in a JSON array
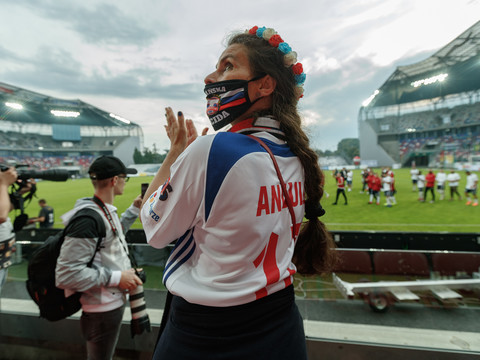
[
  {"x1": 359, "y1": 21, "x2": 480, "y2": 168},
  {"x1": 0, "y1": 82, "x2": 143, "y2": 175}
]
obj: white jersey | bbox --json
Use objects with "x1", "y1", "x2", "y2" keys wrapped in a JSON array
[
  {"x1": 447, "y1": 172, "x2": 461, "y2": 186},
  {"x1": 382, "y1": 175, "x2": 392, "y2": 192},
  {"x1": 410, "y1": 169, "x2": 419, "y2": 180},
  {"x1": 347, "y1": 171, "x2": 353, "y2": 181},
  {"x1": 141, "y1": 118, "x2": 304, "y2": 307},
  {"x1": 417, "y1": 174, "x2": 425, "y2": 188},
  {"x1": 436, "y1": 172, "x2": 447, "y2": 185},
  {"x1": 466, "y1": 173, "x2": 478, "y2": 190}
]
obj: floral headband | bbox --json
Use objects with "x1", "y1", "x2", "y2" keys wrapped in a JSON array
[{"x1": 247, "y1": 26, "x2": 306, "y2": 99}]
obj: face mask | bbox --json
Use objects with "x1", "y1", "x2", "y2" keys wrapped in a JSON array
[{"x1": 204, "y1": 76, "x2": 263, "y2": 131}]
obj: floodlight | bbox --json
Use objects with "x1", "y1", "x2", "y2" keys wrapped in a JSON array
[
  {"x1": 50, "y1": 110, "x2": 80, "y2": 117},
  {"x1": 411, "y1": 74, "x2": 448, "y2": 88},
  {"x1": 110, "y1": 113, "x2": 131, "y2": 124},
  {"x1": 5, "y1": 102, "x2": 23, "y2": 110}
]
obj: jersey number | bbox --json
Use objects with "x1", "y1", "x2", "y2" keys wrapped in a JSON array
[
  {"x1": 253, "y1": 233, "x2": 280, "y2": 299},
  {"x1": 253, "y1": 223, "x2": 301, "y2": 300}
]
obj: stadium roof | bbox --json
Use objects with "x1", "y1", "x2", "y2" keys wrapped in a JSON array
[
  {"x1": 367, "y1": 20, "x2": 480, "y2": 108},
  {"x1": 0, "y1": 81, "x2": 140, "y2": 127}
]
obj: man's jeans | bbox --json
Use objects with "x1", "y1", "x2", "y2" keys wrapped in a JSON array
[{"x1": 80, "y1": 305, "x2": 125, "y2": 360}]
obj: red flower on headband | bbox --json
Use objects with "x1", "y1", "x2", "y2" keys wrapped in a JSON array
[
  {"x1": 268, "y1": 34, "x2": 283, "y2": 47},
  {"x1": 292, "y1": 63, "x2": 303, "y2": 75},
  {"x1": 249, "y1": 26, "x2": 258, "y2": 35}
]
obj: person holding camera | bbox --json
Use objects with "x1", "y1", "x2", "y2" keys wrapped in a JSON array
[
  {"x1": 0, "y1": 167, "x2": 36, "y2": 295},
  {"x1": 55, "y1": 155, "x2": 143, "y2": 360},
  {"x1": 141, "y1": 26, "x2": 335, "y2": 359},
  {"x1": 0, "y1": 167, "x2": 18, "y2": 295}
]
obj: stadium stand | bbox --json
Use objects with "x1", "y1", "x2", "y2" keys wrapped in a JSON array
[
  {"x1": 0, "y1": 82, "x2": 143, "y2": 174},
  {"x1": 373, "y1": 252, "x2": 430, "y2": 277},
  {"x1": 359, "y1": 21, "x2": 480, "y2": 168},
  {"x1": 333, "y1": 250, "x2": 373, "y2": 274},
  {"x1": 431, "y1": 253, "x2": 480, "y2": 277}
]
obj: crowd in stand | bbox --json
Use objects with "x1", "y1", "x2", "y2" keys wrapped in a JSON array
[
  {"x1": 399, "y1": 132, "x2": 480, "y2": 161},
  {"x1": 0, "y1": 131, "x2": 126, "y2": 151},
  {"x1": 377, "y1": 102, "x2": 480, "y2": 135},
  {"x1": 371, "y1": 101, "x2": 480, "y2": 162},
  {"x1": 0, "y1": 155, "x2": 95, "y2": 171}
]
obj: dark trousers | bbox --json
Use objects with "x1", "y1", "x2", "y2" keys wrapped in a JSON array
[
  {"x1": 80, "y1": 305, "x2": 125, "y2": 360},
  {"x1": 450, "y1": 186, "x2": 461, "y2": 199},
  {"x1": 334, "y1": 188, "x2": 347, "y2": 204},
  {"x1": 424, "y1": 186, "x2": 435, "y2": 201},
  {"x1": 153, "y1": 286, "x2": 307, "y2": 360}
]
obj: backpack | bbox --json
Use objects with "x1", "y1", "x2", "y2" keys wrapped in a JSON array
[{"x1": 26, "y1": 208, "x2": 106, "y2": 321}]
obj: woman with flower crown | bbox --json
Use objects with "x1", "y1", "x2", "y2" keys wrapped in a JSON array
[{"x1": 141, "y1": 26, "x2": 335, "y2": 359}]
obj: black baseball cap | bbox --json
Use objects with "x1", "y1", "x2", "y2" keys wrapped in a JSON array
[{"x1": 88, "y1": 155, "x2": 137, "y2": 180}]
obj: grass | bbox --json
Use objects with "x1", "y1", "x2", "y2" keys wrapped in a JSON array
[
  {"x1": 10, "y1": 176, "x2": 150, "y2": 229},
  {"x1": 7, "y1": 167, "x2": 478, "y2": 295},
  {"x1": 11, "y1": 168, "x2": 479, "y2": 233},
  {"x1": 321, "y1": 168, "x2": 478, "y2": 233}
]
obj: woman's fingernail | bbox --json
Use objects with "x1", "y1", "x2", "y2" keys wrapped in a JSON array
[{"x1": 178, "y1": 111, "x2": 183, "y2": 116}]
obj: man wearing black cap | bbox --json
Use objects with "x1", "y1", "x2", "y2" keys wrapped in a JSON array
[{"x1": 56, "y1": 155, "x2": 143, "y2": 359}]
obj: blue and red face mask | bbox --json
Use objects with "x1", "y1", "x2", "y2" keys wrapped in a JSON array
[{"x1": 204, "y1": 76, "x2": 264, "y2": 131}]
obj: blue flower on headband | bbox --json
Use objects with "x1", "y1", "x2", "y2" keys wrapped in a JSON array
[
  {"x1": 247, "y1": 25, "x2": 306, "y2": 98},
  {"x1": 294, "y1": 73, "x2": 306, "y2": 85},
  {"x1": 278, "y1": 42, "x2": 292, "y2": 54},
  {"x1": 256, "y1": 26, "x2": 266, "y2": 38}
]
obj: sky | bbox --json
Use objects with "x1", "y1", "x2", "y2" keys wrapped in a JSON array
[{"x1": 1, "y1": 0, "x2": 479, "y2": 153}]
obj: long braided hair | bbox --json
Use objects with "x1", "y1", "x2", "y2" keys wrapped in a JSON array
[{"x1": 228, "y1": 31, "x2": 336, "y2": 274}]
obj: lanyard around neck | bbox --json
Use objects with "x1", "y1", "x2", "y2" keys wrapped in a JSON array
[
  {"x1": 91, "y1": 195, "x2": 139, "y2": 268},
  {"x1": 92, "y1": 195, "x2": 119, "y2": 237}
]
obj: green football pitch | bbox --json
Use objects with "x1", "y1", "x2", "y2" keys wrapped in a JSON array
[
  {"x1": 7, "y1": 167, "x2": 479, "y2": 292},
  {"x1": 13, "y1": 167, "x2": 479, "y2": 233}
]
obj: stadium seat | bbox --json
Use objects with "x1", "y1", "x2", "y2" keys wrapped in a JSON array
[
  {"x1": 373, "y1": 252, "x2": 430, "y2": 276},
  {"x1": 431, "y1": 253, "x2": 480, "y2": 277},
  {"x1": 333, "y1": 250, "x2": 373, "y2": 274}
]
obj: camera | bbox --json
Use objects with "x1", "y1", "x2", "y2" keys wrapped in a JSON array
[
  {"x1": 1, "y1": 164, "x2": 69, "y2": 232},
  {"x1": 129, "y1": 269, "x2": 151, "y2": 337},
  {"x1": 135, "y1": 268, "x2": 147, "y2": 283},
  {"x1": 1, "y1": 164, "x2": 70, "y2": 182}
]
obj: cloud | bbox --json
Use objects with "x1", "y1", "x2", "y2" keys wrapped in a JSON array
[
  {"x1": 63, "y1": 4, "x2": 160, "y2": 46},
  {"x1": 1, "y1": 0, "x2": 479, "y2": 154},
  {"x1": 5, "y1": 67, "x2": 203, "y2": 102},
  {"x1": 0, "y1": 45, "x2": 20, "y2": 62},
  {"x1": 2, "y1": 0, "x2": 160, "y2": 46},
  {"x1": 301, "y1": 109, "x2": 334, "y2": 127},
  {"x1": 0, "y1": 43, "x2": 203, "y2": 101}
]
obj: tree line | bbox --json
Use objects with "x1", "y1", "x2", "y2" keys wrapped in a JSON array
[{"x1": 134, "y1": 138, "x2": 360, "y2": 164}]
